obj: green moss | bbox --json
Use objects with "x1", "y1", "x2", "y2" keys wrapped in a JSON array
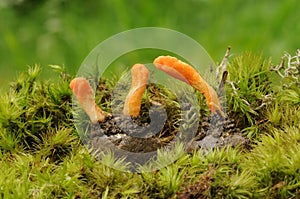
[
  {"x1": 242, "y1": 126, "x2": 300, "y2": 198},
  {"x1": 0, "y1": 65, "x2": 74, "y2": 153},
  {"x1": 0, "y1": 51, "x2": 299, "y2": 198},
  {"x1": 226, "y1": 52, "x2": 273, "y2": 138}
]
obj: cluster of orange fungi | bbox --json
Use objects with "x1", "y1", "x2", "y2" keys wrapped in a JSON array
[{"x1": 70, "y1": 55, "x2": 223, "y2": 124}]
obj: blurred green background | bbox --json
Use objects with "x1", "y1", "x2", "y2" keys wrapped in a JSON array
[{"x1": 0, "y1": 0, "x2": 299, "y2": 90}]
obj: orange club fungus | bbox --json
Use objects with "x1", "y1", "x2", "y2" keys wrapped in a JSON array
[
  {"x1": 70, "y1": 77, "x2": 108, "y2": 123},
  {"x1": 123, "y1": 64, "x2": 149, "y2": 117},
  {"x1": 153, "y1": 55, "x2": 223, "y2": 115},
  {"x1": 70, "y1": 56, "x2": 223, "y2": 124}
]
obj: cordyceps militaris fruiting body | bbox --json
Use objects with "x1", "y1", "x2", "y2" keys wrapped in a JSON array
[
  {"x1": 70, "y1": 57, "x2": 246, "y2": 153},
  {"x1": 70, "y1": 77, "x2": 108, "y2": 124},
  {"x1": 123, "y1": 64, "x2": 149, "y2": 117},
  {"x1": 153, "y1": 55, "x2": 223, "y2": 115},
  {"x1": 70, "y1": 56, "x2": 223, "y2": 123}
]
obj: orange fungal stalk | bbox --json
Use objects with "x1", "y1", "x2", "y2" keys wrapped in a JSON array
[
  {"x1": 70, "y1": 77, "x2": 108, "y2": 123},
  {"x1": 154, "y1": 55, "x2": 223, "y2": 115},
  {"x1": 123, "y1": 64, "x2": 149, "y2": 117}
]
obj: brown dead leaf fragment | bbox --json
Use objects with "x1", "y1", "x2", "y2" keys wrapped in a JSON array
[{"x1": 178, "y1": 166, "x2": 216, "y2": 198}]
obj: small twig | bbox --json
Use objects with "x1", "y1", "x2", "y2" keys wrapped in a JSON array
[
  {"x1": 216, "y1": 46, "x2": 231, "y2": 81},
  {"x1": 217, "y1": 47, "x2": 231, "y2": 97},
  {"x1": 218, "y1": 71, "x2": 228, "y2": 96}
]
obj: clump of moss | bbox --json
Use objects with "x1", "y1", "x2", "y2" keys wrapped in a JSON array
[
  {"x1": 225, "y1": 52, "x2": 273, "y2": 138},
  {"x1": 0, "y1": 65, "x2": 76, "y2": 157},
  {"x1": 242, "y1": 125, "x2": 300, "y2": 198},
  {"x1": 0, "y1": 51, "x2": 299, "y2": 198},
  {"x1": 225, "y1": 50, "x2": 299, "y2": 139}
]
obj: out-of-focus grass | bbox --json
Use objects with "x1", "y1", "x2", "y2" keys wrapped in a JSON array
[{"x1": 0, "y1": 0, "x2": 299, "y2": 90}]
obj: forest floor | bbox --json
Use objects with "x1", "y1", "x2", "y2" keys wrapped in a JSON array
[{"x1": 0, "y1": 51, "x2": 299, "y2": 198}]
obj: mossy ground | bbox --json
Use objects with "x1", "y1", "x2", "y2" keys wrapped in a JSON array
[{"x1": 0, "y1": 51, "x2": 299, "y2": 198}]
